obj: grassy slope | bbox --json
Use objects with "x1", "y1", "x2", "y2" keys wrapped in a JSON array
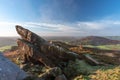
[
  {"x1": 69, "y1": 44, "x2": 120, "y2": 80},
  {"x1": 73, "y1": 65, "x2": 120, "y2": 80},
  {"x1": 0, "y1": 45, "x2": 17, "y2": 52}
]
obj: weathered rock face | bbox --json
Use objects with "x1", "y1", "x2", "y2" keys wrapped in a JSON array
[
  {"x1": 16, "y1": 25, "x2": 47, "y2": 45},
  {"x1": 16, "y1": 25, "x2": 80, "y2": 68},
  {"x1": 0, "y1": 53, "x2": 27, "y2": 80}
]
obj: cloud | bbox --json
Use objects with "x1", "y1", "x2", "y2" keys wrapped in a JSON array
[
  {"x1": 77, "y1": 22, "x2": 104, "y2": 30},
  {"x1": 0, "y1": 19, "x2": 120, "y2": 36},
  {"x1": 25, "y1": 22, "x2": 79, "y2": 32},
  {"x1": 24, "y1": 20, "x2": 120, "y2": 36}
]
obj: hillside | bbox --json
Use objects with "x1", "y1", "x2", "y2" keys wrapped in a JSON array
[
  {"x1": 70, "y1": 36, "x2": 120, "y2": 46},
  {"x1": 105, "y1": 36, "x2": 120, "y2": 41}
]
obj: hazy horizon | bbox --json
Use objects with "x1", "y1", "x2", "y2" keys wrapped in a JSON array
[{"x1": 0, "y1": 0, "x2": 120, "y2": 36}]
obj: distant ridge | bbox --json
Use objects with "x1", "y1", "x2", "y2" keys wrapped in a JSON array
[
  {"x1": 105, "y1": 36, "x2": 120, "y2": 41},
  {"x1": 70, "y1": 36, "x2": 120, "y2": 46}
]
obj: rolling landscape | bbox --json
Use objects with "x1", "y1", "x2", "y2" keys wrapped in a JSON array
[
  {"x1": 1, "y1": 36, "x2": 120, "y2": 52},
  {"x1": 0, "y1": 26, "x2": 120, "y2": 80},
  {"x1": 1, "y1": 0, "x2": 120, "y2": 80}
]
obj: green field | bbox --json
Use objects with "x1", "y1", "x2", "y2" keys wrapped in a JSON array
[
  {"x1": 0, "y1": 45, "x2": 14, "y2": 52},
  {"x1": 84, "y1": 44, "x2": 120, "y2": 50}
]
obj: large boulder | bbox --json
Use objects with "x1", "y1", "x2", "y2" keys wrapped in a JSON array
[
  {"x1": 0, "y1": 53, "x2": 27, "y2": 80},
  {"x1": 15, "y1": 25, "x2": 80, "y2": 68}
]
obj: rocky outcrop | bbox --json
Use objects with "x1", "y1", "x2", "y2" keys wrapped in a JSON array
[
  {"x1": 83, "y1": 54, "x2": 100, "y2": 66},
  {"x1": 16, "y1": 25, "x2": 80, "y2": 68},
  {"x1": 0, "y1": 53, "x2": 27, "y2": 80}
]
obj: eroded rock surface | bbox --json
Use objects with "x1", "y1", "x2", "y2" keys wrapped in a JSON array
[{"x1": 16, "y1": 25, "x2": 80, "y2": 68}]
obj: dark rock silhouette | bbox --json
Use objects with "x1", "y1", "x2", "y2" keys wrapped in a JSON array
[
  {"x1": 0, "y1": 53, "x2": 27, "y2": 80},
  {"x1": 16, "y1": 25, "x2": 80, "y2": 68}
]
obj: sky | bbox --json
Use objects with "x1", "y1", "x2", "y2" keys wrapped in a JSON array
[{"x1": 0, "y1": 0, "x2": 120, "y2": 36}]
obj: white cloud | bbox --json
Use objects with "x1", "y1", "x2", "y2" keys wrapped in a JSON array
[
  {"x1": 77, "y1": 22, "x2": 104, "y2": 30},
  {"x1": 25, "y1": 22, "x2": 79, "y2": 32},
  {"x1": 0, "y1": 19, "x2": 120, "y2": 36}
]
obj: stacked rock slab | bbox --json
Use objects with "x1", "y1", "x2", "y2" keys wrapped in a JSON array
[
  {"x1": 16, "y1": 25, "x2": 80, "y2": 68},
  {"x1": 0, "y1": 53, "x2": 27, "y2": 80}
]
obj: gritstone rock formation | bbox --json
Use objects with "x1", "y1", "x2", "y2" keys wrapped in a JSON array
[
  {"x1": 16, "y1": 25, "x2": 80, "y2": 68},
  {"x1": 0, "y1": 53, "x2": 27, "y2": 80}
]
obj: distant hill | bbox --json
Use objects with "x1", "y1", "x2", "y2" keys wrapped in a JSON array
[
  {"x1": 43, "y1": 36, "x2": 78, "y2": 42},
  {"x1": 105, "y1": 36, "x2": 120, "y2": 41},
  {"x1": 70, "y1": 36, "x2": 120, "y2": 46},
  {"x1": 0, "y1": 36, "x2": 120, "y2": 47}
]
